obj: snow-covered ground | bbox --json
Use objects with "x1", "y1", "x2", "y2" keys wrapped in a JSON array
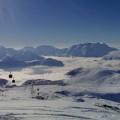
[
  {"x1": 0, "y1": 57, "x2": 120, "y2": 120},
  {"x1": 0, "y1": 85, "x2": 120, "y2": 120}
]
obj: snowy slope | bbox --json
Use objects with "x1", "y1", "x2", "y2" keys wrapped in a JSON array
[
  {"x1": 66, "y1": 67, "x2": 120, "y2": 93},
  {"x1": 0, "y1": 54, "x2": 64, "y2": 68},
  {"x1": 0, "y1": 54, "x2": 25, "y2": 68},
  {"x1": 64, "y1": 43, "x2": 117, "y2": 57},
  {"x1": 0, "y1": 83, "x2": 119, "y2": 120},
  {"x1": 103, "y1": 50, "x2": 120, "y2": 60}
]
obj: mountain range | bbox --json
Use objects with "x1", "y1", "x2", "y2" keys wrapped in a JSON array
[
  {"x1": 0, "y1": 42, "x2": 118, "y2": 68},
  {"x1": 23, "y1": 42, "x2": 117, "y2": 57},
  {"x1": 0, "y1": 46, "x2": 64, "y2": 68}
]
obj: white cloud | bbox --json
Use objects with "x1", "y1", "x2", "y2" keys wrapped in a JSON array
[{"x1": 1, "y1": 56, "x2": 120, "y2": 85}]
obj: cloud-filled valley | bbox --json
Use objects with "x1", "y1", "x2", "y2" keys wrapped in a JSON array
[{"x1": 0, "y1": 56, "x2": 120, "y2": 86}]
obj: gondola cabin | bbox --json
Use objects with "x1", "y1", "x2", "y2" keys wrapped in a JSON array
[
  {"x1": 12, "y1": 79, "x2": 15, "y2": 83},
  {"x1": 9, "y1": 73, "x2": 13, "y2": 78}
]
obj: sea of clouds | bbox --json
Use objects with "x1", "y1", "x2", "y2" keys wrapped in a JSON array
[{"x1": 0, "y1": 56, "x2": 120, "y2": 85}]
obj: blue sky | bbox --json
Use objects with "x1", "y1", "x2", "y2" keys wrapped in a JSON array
[{"x1": 0, "y1": 0, "x2": 120, "y2": 48}]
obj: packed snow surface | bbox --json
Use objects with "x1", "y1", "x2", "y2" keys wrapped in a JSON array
[{"x1": 0, "y1": 85, "x2": 119, "y2": 120}]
